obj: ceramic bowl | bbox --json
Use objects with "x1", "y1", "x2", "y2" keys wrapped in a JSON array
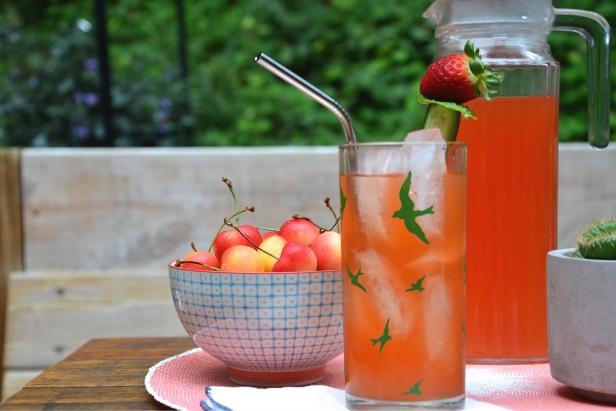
[
  {"x1": 547, "y1": 248, "x2": 616, "y2": 403},
  {"x1": 168, "y1": 264, "x2": 343, "y2": 386}
]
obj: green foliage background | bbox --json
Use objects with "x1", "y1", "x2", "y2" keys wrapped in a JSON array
[{"x1": 1, "y1": 0, "x2": 615, "y2": 147}]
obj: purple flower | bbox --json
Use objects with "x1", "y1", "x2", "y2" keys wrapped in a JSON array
[
  {"x1": 159, "y1": 98, "x2": 172, "y2": 109},
  {"x1": 155, "y1": 98, "x2": 173, "y2": 120},
  {"x1": 83, "y1": 58, "x2": 99, "y2": 72},
  {"x1": 83, "y1": 93, "x2": 99, "y2": 106},
  {"x1": 74, "y1": 92, "x2": 99, "y2": 106},
  {"x1": 156, "y1": 123, "x2": 170, "y2": 134},
  {"x1": 72, "y1": 126, "x2": 90, "y2": 140},
  {"x1": 155, "y1": 109, "x2": 171, "y2": 121}
]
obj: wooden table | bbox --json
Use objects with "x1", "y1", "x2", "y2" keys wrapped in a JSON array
[
  {"x1": 3, "y1": 337, "x2": 612, "y2": 410},
  {"x1": 0, "y1": 337, "x2": 194, "y2": 410}
]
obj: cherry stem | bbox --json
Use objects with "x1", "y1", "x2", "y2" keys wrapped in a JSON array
[
  {"x1": 330, "y1": 216, "x2": 341, "y2": 232},
  {"x1": 292, "y1": 214, "x2": 328, "y2": 233},
  {"x1": 257, "y1": 226, "x2": 278, "y2": 232},
  {"x1": 222, "y1": 177, "x2": 240, "y2": 226},
  {"x1": 173, "y1": 259, "x2": 221, "y2": 271},
  {"x1": 191, "y1": 242, "x2": 198, "y2": 252},
  {"x1": 208, "y1": 207, "x2": 255, "y2": 252},
  {"x1": 324, "y1": 197, "x2": 340, "y2": 232},
  {"x1": 223, "y1": 217, "x2": 280, "y2": 261}
]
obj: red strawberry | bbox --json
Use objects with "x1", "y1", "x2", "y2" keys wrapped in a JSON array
[{"x1": 420, "y1": 41, "x2": 503, "y2": 104}]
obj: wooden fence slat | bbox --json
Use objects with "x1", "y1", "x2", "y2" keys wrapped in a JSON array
[
  {"x1": 21, "y1": 147, "x2": 340, "y2": 270},
  {"x1": 18, "y1": 145, "x2": 616, "y2": 271},
  {"x1": 558, "y1": 144, "x2": 616, "y2": 247},
  {"x1": 0, "y1": 149, "x2": 23, "y2": 399},
  {"x1": 4, "y1": 270, "x2": 185, "y2": 369}
]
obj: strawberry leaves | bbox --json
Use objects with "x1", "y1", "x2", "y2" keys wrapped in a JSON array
[
  {"x1": 463, "y1": 41, "x2": 505, "y2": 100},
  {"x1": 418, "y1": 94, "x2": 476, "y2": 120},
  {"x1": 392, "y1": 172, "x2": 434, "y2": 244},
  {"x1": 464, "y1": 40, "x2": 476, "y2": 58}
]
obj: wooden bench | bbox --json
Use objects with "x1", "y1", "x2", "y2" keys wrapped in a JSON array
[{"x1": 1, "y1": 145, "x2": 615, "y2": 399}]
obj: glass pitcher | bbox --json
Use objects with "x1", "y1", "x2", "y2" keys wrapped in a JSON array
[{"x1": 423, "y1": 0, "x2": 611, "y2": 363}]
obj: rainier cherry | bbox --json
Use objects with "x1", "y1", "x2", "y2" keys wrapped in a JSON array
[
  {"x1": 213, "y1": 225, "x2": 262, "y2": 260},
  {"x1": 261, "y1": 231, "x2": 279, "y2": 241},
  {"x1": 221, "y1": 245, "x2": 265, "y2": 272},
  {"x1": 257, "y1": 235, "x2": 287, "y2": 272},
  {"x1": 272, "y1": 241, "x2": 317, "y2": 272},
  {"x1": 181, "y1": 250, "x2": 220, "y2": 271},
  {"x1": 278, "y1": 218, "x2": 320, "y2": 246},
  {"x1": 310, "y1": 231, "x2": 341, "y2": 271}
]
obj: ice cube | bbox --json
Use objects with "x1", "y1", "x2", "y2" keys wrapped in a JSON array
[
  {"x1": 402, "y1": 128, "x2": 446, "y2": 239},
  {"x1": 354, "y1": 249, "x2": 414, "y2": 335},
  {"x1": 352, "y1": 128, "x2": 447, "y2": 241},
  {"x1": 422, "y1": 273, "x2": 454, "y2": 363},
  {"x1": 349, "y1": 175, "x2": 388, "y2": 241},
  {"x1": 404, "y1": 128, "x2": 444, "y2": 143},
  {"x1": 358, "y1": 146, "x2": 403, "y2": 175},
  {"x1": 405, "y1": 245, "x2": 465, "y2": 272},
  {"x1": 354, "y1": 127, "x2": 443, "y2": 175}
]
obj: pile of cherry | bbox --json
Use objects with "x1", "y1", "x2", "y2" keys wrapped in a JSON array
[{"x1": 174, "y1": 178, "x2": 341, "y2": 273}]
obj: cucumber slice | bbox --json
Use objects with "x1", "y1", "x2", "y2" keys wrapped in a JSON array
[
  {"x1": 423, "y1": 104, "x2": 461, "y2": 142},
  {"x1": 418, "y1": 94, "x2": 476, "y2": 142}
]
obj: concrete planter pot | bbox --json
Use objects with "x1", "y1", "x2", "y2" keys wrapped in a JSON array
[{"x1": 547, "y1": 248, "x2": 616, "y2": 403}]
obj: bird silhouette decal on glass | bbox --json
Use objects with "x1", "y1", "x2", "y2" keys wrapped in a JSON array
[
  {"x1": 406, "y1": 274, "x2": 426, "y2": 293},
  {"x1": 347, "y1": 265, "x2": 367, "y2": 293},
  {"x1": 401, "y1": 380, "x2": 423, "y2": 396},
  {"x1": 393, "y1": 171, "x2": 434, "y2": 244},
  {"x1": 370, "y1": 319, "x2": 392, "y2": 354}
]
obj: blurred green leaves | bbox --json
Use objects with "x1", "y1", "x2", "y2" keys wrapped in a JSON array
[{"x1": 0, "y1": 0, "x2": 614, "y2": 147}]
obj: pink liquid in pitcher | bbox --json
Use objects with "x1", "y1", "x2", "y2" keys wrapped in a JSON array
[{"x1": 457, "y1": 95, "x2": 559, "y2": 362}]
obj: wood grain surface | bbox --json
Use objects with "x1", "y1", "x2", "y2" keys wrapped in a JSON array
[
  {"x1": 20, "y1": 147, "x2": 339, "y2": 271},
  {"x1": 0, "y1": 149, "x2": 23, "y2": 399},
  {"x1": 0, "y1": 337, "x2": 195, "y2": 410},
  {"x1": 4, "y1": 271, "x2": 184, "y2": 369},
  {"x1": 557, "y1": 144, "x2": 616, "y2": 247},
  {"x1": 17, "y1": 146, "x2": 616, "y2": 272}
]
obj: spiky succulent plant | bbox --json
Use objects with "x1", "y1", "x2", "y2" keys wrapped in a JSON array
[{"x1": 576, "y1": 218, "x2": 616, "y2": 260}]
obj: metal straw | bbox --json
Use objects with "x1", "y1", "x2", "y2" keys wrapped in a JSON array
[{"x1": 255, "y1": 52, "x2": 357, "y2": 144}]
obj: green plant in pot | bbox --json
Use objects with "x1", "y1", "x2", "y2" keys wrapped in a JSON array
[
  {"x1": 547, "y1": 218, "x2": 616, "y2": 403},
  {"x1": 575, "y1": 219, "x2": 616, "y2": 260}
]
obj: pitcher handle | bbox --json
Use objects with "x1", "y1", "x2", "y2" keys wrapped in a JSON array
[{"x1": 554, "y1": 8, "x2": 611, "y2": 149}]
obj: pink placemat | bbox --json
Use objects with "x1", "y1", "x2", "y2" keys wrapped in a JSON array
[{"x1": 145, "y1": 349, "x2": 613, "y2": 411}]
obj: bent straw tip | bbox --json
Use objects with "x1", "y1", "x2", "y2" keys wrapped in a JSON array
[{"x1": 252, "y1": 51, "x2": 357, "y2": 144}]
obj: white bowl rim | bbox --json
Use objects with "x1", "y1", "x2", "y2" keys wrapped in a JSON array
[{"x1": 168, "y1": 261, "x2": 341, "y2": 275}]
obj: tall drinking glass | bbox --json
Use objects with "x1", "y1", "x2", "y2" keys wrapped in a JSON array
[{"x1": 339, "y1": 142, "x2": 467, "y2": 410}]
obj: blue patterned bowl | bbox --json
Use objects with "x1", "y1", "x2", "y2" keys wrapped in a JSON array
[{"x1": 168, "y1": 264, "x2": 343, "y2": 386}]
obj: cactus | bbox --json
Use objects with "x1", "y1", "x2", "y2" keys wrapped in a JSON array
[{"x1": 576, "y1": 218, "x2": 616, "y2": 260}]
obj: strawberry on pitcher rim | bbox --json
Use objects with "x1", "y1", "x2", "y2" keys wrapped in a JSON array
[
  {"x1": 420, "y1": 41, "x2": 504, "y2": 104},
  {"x1": 418, "y1": 41, "x2": 504, "y2": 141}
]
